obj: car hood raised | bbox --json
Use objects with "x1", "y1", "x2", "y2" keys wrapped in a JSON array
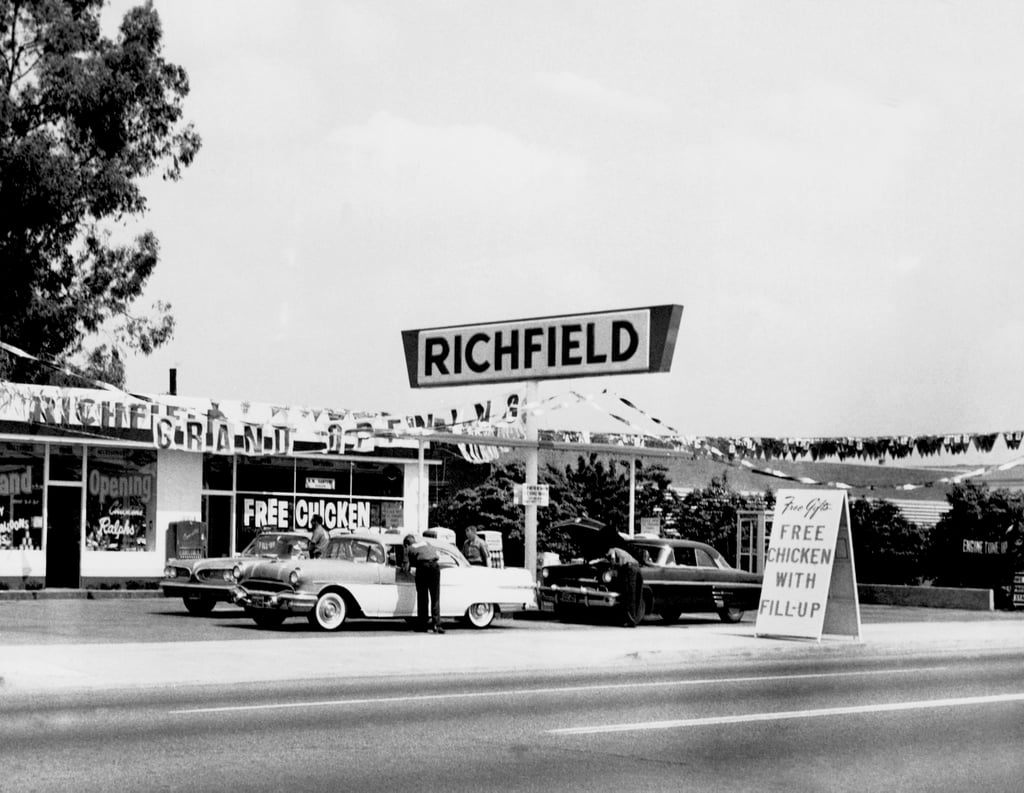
[{"x1": 550, "y1": 517, "x2": 628, "y2": 559}]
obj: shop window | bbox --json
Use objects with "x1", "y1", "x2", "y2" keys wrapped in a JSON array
[
  {"x1": 296, "y1": 459, "x2": 352, "y2": 496},
  {"x1": 202, "y1": 454, "x2": 234, "y2": 491},
  {"x1": 352, "y1": 463, "x2": 403, "y2": 498},
  {"x1": 85, "y1": 448, "x2": 157, "y2": 552},
  {"x1": 236, "y1": 456, "x2": 294, "y2": 493},
  {"x1": 0, "y1": 442, "x2": 45, "y2": 551},
  {"x1": 49, "y1": 444, "x2": 84, "y2": 481}
]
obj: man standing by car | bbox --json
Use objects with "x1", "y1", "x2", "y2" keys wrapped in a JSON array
[
  {"x1": 606, "y1": 546, "x2": 644, "y2": 627},
  {"x1": 402, "y1": 534, "x2": 445, "y2": 633},
  {"x1": 462, "y1": 526, "x2": 490, "y2": 567},
  {"x1": 309, "y1": 515, "x2": 329, "y2": 559}
]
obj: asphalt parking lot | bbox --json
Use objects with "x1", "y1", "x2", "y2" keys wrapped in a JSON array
[{"x1": 1, "y1": 592, "x2": 1021, "y2": 645}]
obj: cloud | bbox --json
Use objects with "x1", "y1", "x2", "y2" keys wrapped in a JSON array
[
  {"x1": 328, "y1": 112, "x2": 587, "y2": 222},
  {"x1": 535, "y1": 71, "x2": 669, "y2": 116}
]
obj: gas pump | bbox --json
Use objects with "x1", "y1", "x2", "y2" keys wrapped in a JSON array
[{"x1": 735, "y1": 510, "x2": 772, "y2": 574}]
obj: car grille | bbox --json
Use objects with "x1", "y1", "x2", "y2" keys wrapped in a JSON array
[
  {"x1": 197, "y1": 569, "x2": 232, "y2": 583},
  {"x1": 243, "y1": 579, "x2": 292, "y2": 594}
]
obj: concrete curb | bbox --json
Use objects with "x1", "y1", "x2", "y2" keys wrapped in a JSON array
[{"x1": 0, "y1": 589, "x2": 163, "y2": 601}]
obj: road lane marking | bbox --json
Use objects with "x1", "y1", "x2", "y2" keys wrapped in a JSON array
[
  {"x1": 548, "y1": 692, "x2": 1024, "y2": 735},
  {"x1": 169, "y1": 666, "x2": 939, "y2": 715}
]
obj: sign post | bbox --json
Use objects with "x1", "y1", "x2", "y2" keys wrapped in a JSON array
[
  {"x1": 755, "y1": 488, "x2": 860, "y2": 641},
  {"x1": 524, "y1": 380, "x2": 539, "y2": 576},
  {"x1": 402, "y1": 305, "x2": 683, "y2": 579}
]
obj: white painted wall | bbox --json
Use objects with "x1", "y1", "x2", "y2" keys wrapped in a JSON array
[{"x1": 0, "y1": 550, "x2": 44, "y2": 579}]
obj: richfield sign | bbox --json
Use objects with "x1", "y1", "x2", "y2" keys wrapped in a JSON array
[{"x1": 402, "y1": 305, "x2": 683, "y2": 388}]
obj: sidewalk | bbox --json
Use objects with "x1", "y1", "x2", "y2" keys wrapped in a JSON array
[
  {"x1": 0, "y1": 588, "x2": 164, "y2": 601},
  {"x1": 2, "y1": 612, "x2": 1022, "y2": 697}
]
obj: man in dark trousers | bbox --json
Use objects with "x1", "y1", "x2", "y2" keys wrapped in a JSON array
[
  {"x1": 606, "y1": 546, "x2": 644, "y2": 627},
  {"x1": 402, "y1": 534, "x2": 444, "y2": 633}
]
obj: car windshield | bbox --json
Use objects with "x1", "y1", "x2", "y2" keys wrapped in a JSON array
[{"x1": 246, "y1": 535, "x2": 310, "y2": 557}]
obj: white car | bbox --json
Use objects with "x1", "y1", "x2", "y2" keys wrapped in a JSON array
[{"x1": 232, "y1": 532, "x2": 537, "y2": 630}]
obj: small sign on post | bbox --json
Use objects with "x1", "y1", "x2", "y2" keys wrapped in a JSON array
[
  {"x1": 755, "y1": 489, "x2": 861, "y2": 641},
  {"x1": 513, "y1": 483, "x2": 549, "y2": 507},
  {"x1": 1013, "y1": 571, "x2": 1024, "y2": 610},
  {"x1": 639, "y1": 517, "x2": 661, "y2": 535}
]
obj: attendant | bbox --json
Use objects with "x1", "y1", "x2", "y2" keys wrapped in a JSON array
[
  {"x1": 462, "y1": 526, "x2": 490, "y2": 567},
  {"x1": 402, "y1": 534, "x2": 444, "y2": 633},
  {"x1": 606, "y1": 546, "x2": 644, "y2": 627}
]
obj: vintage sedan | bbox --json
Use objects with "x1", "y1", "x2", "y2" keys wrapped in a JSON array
[
  {"x1": 161, "y1": 531, "x2": 311, "y2": 615},
  {"x1": 538, "y1": 518, "x2": 762, "y2": 624},
  {"x1": 231, "y1": 532, "x2": 537, "y2": 630}
]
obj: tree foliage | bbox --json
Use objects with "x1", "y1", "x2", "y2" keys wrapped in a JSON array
[
  {"x1": 848, "y1": 497, "x2": 927, "y2": 585},
  {"x1": 926, "y1": 482, "x2": 1024, "y2": 601},
  {"x1": 672, "y1": 473, "x2": 768, "y2": 561},
  {"x1": 0, "y1": 0, "x2": 200, "y2": 386},
  {"x1": 431, "y1": 460, "x2": 526, "y2": 565},
  {"x1": 430, "y1": 454, "x2": 683, "y2": 564}
]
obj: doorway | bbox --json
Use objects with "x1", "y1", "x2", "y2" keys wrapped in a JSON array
[
  {"x1": 203, "y1": 494, "x2": 233, "y2": 557},
  {"x1": 45, "y1": 485, "x2": 82, "y2": 588}
]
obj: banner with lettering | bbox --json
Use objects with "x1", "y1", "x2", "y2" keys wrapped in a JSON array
[{"x1": 755, "y1": 489, "x2": 861, "y2": 641}]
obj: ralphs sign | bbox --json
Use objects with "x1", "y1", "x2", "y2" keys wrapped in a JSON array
[{"x1": 402, "y1": 305, "x2": 683, "y2": 387}]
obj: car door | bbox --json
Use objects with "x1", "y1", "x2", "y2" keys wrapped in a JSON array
[
  {"x1": 376, "y1": 541, "x2": 417, "y2": 617},
  {"x1": 666, "y1": 545, "x2": 712, "y2": 609},
  {"x1": 326, "y1": 538, "x2": 386, "y2": 616}
]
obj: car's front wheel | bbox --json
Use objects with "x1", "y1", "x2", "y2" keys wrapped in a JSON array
[
  {"x1": 312, "y1": 591, "x2": 348, "y2": 631},
  {"x1": 717, "y1": 606, "x2": 744, "y2": 623},
  {"x1": 464, "y1": 603, "x2": 496, "y2": 629},
  {"x1": 183, "y1": 596, "x2": 215, "y2": 616}
]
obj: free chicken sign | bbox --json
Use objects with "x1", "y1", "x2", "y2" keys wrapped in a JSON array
[{"x1": 755, "y1": 489, "x2": 861, "y2": 641}]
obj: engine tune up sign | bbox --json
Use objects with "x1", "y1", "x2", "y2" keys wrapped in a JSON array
[{"x1": 401, "y1": 305, "x2": 682, "y2": 388}]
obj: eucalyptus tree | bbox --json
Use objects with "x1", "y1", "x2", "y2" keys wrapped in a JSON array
[{"x1": 0, "y1": 0, "x2": 200, "y2": 385}]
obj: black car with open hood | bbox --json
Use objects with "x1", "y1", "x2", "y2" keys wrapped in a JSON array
[{"x1": 539, "y1": 518, "x2": 762, "y2": 624}]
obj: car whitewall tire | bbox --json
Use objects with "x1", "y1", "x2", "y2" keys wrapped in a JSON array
[
  {"x1": 313, "y1": 591, "x2": 348, "y2": 631},
  {"x1": 465, "y1": 602, "x2": 496, "y2": 629}
]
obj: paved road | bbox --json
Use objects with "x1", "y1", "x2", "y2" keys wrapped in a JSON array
[{"x1": 2, "y1": 653, "x2": 1021, "y2": 793}]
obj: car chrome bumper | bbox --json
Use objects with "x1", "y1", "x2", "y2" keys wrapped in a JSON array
[
  {"x1": 231, "y1": 587, "x2": 317, "y2": 613},
  {"x1": 536, "y1": 585, "x2": 619, "y2": 611},
  {"x1": 159, "y1": 582, "x2": 234, "y2": 600}
]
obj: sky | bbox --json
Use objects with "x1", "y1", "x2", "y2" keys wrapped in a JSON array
[{"x1": 99, "y1": 0, "x2": 1024, "y2": 446}]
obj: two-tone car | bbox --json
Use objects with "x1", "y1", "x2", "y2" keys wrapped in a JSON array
[
  {"x1": 231, "y1": 532, "x2": 537, "y2": 630},
  {"x1": 538, "y1": 518, "x2": 762, "y2": 624},
  {"x1": 161, "y1": 531, "x2": 311, "y2": 615}
]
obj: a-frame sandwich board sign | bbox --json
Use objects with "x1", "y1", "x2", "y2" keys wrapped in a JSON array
[{"x1": 755, "y1": 489, "x2": 861, "y2": 641}]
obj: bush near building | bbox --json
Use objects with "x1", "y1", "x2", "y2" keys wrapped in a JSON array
[{"x1": 849, "y1": 497, "x2": 928, "y2": 585}]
